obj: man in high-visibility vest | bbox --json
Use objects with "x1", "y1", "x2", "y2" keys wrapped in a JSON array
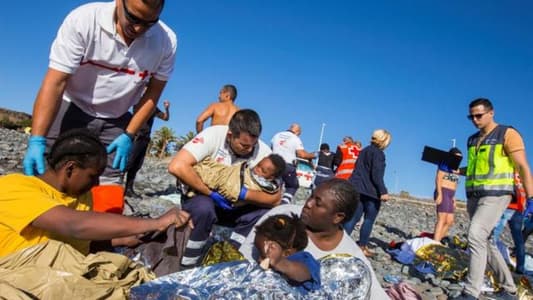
[
  {"x1": 452, "y1": 98, "x2": 533, "y2": 300},
  {"x1": 334, "y1": 136, "x2": 362, "y2": 180}
]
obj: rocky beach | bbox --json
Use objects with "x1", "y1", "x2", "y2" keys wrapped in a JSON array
[{"x1": 1, "y1": 127, "x2": 532, "y2": 299}]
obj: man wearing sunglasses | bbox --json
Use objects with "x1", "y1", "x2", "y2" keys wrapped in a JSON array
[
  {"x1": 452, "y1": 98, "x2": 533, "y2": 300},
  {"x1": 23, "y1": 1, "x2": 176, "y2": 193}
]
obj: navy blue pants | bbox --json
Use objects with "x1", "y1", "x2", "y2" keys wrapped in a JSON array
[
  {"x1": 344, "y1": 193, "x2": 381, "y2": 245},
  {"x1": 281, "y1": 163, "x2": 299, "y2": 203},
  {"x1": 314, "y1": 166, "x2": 334, "y2": 187},
  {"x1": 125, "y1": 136, "x2": 150, "y2": 188},
  {"x1": 180, "y1": 194, "x2": 269, "y2": 266}
]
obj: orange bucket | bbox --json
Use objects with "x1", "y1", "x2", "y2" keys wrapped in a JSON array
[{"x1": 91, "y1": 185, "x2": 125, "y2": 214}]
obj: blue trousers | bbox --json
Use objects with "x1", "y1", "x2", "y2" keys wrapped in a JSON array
[
  {"x1": 344, "y1": 194, "x2": 381, "y2": 246},
  {"x1": 313, "y1": 166, "x2": 334, "y2": 187},
  {"x1": 181, "y1": 194, "x2": 269, "y2": 266},
  {"x1": 281, "y1": 164, "x2": 299, "y2": 203},
  {"x1": 125, "y1": 136, "x2": 150, "y2": 188},
  {"x1": 492, "y1": 209, "x2": 525, "y2": 273}
]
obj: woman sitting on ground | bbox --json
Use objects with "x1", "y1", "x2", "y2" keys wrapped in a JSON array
[
  {"x1": 240, "y1": 178, "x2": 389, "y2": 300},
  {"x1": 0, "y1": 128, "x2": 191, "y2": 258}
]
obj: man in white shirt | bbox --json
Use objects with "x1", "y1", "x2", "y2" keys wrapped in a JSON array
[
  {"x1": 23, "y1": 0, "x2": 177, "y2": 186},
  {"x1": 271, "y1": 123, "x2": 316, "y2": 203},
  {"x1": 239, "y1": 178, "x2": 389, "y2": 300},
  {"x1": 169, "y1": 109, "x2": 282, "y2": 267}
]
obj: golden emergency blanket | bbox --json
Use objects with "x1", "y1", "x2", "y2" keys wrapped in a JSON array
[
  {"x1": 415, "y1": 243, "x2": 469, "y2": 280},
  {"x1": 517, "y1": 276, "x2": 533, "y2": 300},
  {"x1": 191, "y1": 158, "x2": 261, "y2": 202},
  {"x1": 0, "y1": 240, "x2": 155, "y2": 300},
  {"x1": 201, "y1": 241, "x2": 245, "y2": 266}
]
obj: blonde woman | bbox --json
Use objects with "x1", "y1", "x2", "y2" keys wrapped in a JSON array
[{"x1": 345, "y1": 129, "x2": 392, "y2": 257}]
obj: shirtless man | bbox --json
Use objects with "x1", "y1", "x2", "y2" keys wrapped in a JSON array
[{"x1": 195, "y1": 84, "x2": 239, "y2": 133}]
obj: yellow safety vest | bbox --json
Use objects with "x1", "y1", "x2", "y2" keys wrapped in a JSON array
[{"x1": 466, "y1": 125, "x2": 514, "y2": 197}]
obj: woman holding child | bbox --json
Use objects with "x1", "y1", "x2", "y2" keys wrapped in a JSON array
[{"x1": 240, "y1": 178, "x2": 389, "y2": 299}]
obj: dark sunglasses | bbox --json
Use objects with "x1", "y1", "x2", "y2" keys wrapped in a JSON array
[
  {"x1": 122, "y1": 0, "x2": 159, "y2": 27},
  {"x1": 467, "y1": 111, "x2": 489, "y2": 120}
]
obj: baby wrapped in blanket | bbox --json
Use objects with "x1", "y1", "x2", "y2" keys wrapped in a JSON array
[{"x1": 187, "y1": 154, "x2": 286, "y2": 202}]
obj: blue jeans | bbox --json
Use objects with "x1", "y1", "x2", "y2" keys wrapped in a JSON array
[
  {"x1": 344, "y1": 194, "x2": 381, "y2": 245},
  {"x1": 492, "y1": 209, "x2": 525, "y2": 273}
]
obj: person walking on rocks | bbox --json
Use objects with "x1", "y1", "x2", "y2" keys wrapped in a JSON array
[
  {"x1": 195, "y1": 84, "x2": 239, "y2": 133},
  {"x1": 124, "y1": 100, "x2": 170, "y2": 198},
  {"x1": 345, "y1": 129, "x2": 392, "y2": 257},
  {"x1": 452, "y1": 98, "x2": 533, "y2": 300},
  {"x1": 22, "y1": 0, "x2": 177, "y2": 191},
  {"x1": 271, "y1": 123, "x2": 316, "y2": 204},
  {"x1": 433, "y1": 147, "x2": 463, "y2": 242},
  {"x1": 168, "y1": 109, "x2": 281, "y2": 268}
]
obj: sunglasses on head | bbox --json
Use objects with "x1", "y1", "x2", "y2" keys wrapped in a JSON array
[
  {"x1": 467, "y1": 111, "x2": 489, "y2": 120},
  {"x1": 122, "y1": 0, "x2": 159, "y2": 27}
]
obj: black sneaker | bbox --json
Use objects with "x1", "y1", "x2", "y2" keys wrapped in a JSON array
[
  {"x1": 125, "y1": 188, "x2": 141, "y2": 199},
  {"x1": 449, "y1": 292, "x2": 477, "y2": 300},
  {"x1": 485, "y1": 290, "x2": 518, "y2": 300}
]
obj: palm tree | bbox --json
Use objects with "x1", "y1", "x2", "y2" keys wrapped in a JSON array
[
  {"x1": 175, "y1": 131, "x2": 195, "y2": 150},
  {"x1": 152, "y1": 126, "x2": 176, "y2": 158}
]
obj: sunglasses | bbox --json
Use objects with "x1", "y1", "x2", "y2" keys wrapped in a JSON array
[
  {"x1": 122, "y1": 0, "x2": 159, "y2": 27},
  {"x1": 467, "y1": 111, "x2": 489, "y2": 120}
]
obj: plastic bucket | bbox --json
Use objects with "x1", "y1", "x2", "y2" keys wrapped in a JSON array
[{"x1": 91, "y1": 185, "x2": 125, "y2": 214}]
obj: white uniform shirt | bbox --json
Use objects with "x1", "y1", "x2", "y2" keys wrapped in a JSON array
[
  {"x1": 271, "y1": 131, "x2": 304, "y2": 164},
  {"x1": 183, "y1": 125, "x2": 271, "y2": 168},
  {"x1": 239, "y1": 204, "x2": 390, "y2": 300},
  {"x1": 49, "y1": 2, "x2": 177, "y2": 118}
]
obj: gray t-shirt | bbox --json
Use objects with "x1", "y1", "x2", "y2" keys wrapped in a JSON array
[{"x1": 239, "y1": 204, "x2": 389, "y2": 300}]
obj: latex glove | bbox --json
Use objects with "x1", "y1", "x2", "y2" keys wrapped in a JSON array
[
  {"x1": 238, "y1": 187, "x2": 248, "y2": 201},
  {"x1": 524, "y1": 198, "x2": 533, "y2": 216},
  {"x1": 23, "y1": 136, "x2": 47, "y2": 175},
  {"x1": 209, "y1": 191, "x2": 233, "y2": 210},
  {"x1": 106, "y1": 133, "x2": 133, "y2": 171}
]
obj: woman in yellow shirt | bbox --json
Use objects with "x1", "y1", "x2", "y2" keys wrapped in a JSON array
[{"x1": 0, "y1": 128, "x2": 191, "y2": 257}]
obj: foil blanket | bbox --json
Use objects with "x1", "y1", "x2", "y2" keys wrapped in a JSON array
[{"x1": 130, "y1": 255, "x2": 371, "y2": 300}]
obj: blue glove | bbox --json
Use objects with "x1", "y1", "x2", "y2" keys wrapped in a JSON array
[
  {"x1": 23, "y1": 136, "x2": 47, "y2": 175},
  {"x1": 524, "y1": 198, "x2": 533, "y2": 216},
  {"x1": 106, "y1": 133, "x2": 133, "y2": 171},
  {"x1": 209, "y1": 191, "x2": 233, "y2": 210},
  {"x1": 238, "y1": 187, "x2": 248, "y2": 201}
]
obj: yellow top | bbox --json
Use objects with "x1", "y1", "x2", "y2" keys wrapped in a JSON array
[{"x1": 0, "y1": 174, "x2": 91, "y2": 257}]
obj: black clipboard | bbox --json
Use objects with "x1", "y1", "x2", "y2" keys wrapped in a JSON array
[{"x1": 421, "y1": 146, "x2": 462, "y2": 170}]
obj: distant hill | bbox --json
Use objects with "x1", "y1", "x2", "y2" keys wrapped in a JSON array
[{"x1": 0, "y1": 108, "x2": 31, "y2": 130}]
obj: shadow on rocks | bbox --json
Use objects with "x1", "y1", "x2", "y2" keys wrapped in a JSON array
[{"x1": 383, "y1": 224, "x2": 412, "y2": 240}]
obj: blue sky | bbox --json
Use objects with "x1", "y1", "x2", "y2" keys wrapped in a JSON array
[{"x1": 1, "y1": 1, "x2": 532, "y2": 199}]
